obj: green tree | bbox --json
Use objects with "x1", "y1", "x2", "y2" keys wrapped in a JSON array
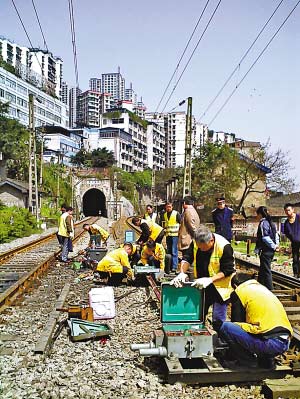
[
  {"x1": 0, "y1": 102, "x2": 30, "y2": 179},
  {"x1": 235, "y1": 140, "x2": 295, "y2": 212},
  {"x1": 192, "y1": 142, "x2": 241, "y2": 211},
  {"x1": 90, "y1": 147, "x2": 115, "y2": 168}
]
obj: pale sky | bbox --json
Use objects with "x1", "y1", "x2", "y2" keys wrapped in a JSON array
[{"x1": 1, "y1": 0, "x2": 300, "y2": 186}]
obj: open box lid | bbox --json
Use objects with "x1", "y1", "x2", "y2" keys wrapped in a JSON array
[{"x1": 161, "y1": 283, "x2": 204, "y2": 323}]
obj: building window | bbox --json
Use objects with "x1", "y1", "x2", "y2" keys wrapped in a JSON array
[
  {"x1": 5, "y1": 92, "x2": 16, "y2": 103},
  {"x1": 6, "y1": 78, "x2": 16, "y2": 90}
]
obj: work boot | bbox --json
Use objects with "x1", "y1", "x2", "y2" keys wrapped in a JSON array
[{"x1": 257, "y1": 357, "x2": 276, "y2": 370}]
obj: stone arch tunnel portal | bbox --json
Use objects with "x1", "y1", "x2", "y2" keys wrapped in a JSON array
[{"x1": 82, "y1": 188, "x2": 107, "y2": 217}]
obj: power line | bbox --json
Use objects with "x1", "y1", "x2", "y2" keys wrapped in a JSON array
[
  {"x1": 31, "y1": 0, "x2": 48, "y2": 51},
  {"x1": 11, "y1": 0, "x2": 43, "y2": 72},
  {"x1": 199, "y1": 0, "x2": 284, "y2": 120},
  {"x1": 68, "y1": 0, "x2": 79, "y2": 88},
  {"x1": 208, "y1": 0, "x2": 300, "y2": 126},
  {"x1": 154, "y1": 0, "x2": 211, "y2": 114},
  {"x1": 160, "y1": 0, "x2": 223, "y2": 114}
]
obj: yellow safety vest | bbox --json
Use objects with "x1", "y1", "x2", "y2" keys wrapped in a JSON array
[
  {"x1": 193, "y1": 233, "x2": 234, "y2": 300},
  {"x1": 145, "y1": 213, "x2": 157, "y2": 223},
  {"x1": 96, "y1": 247, "x2": 131, "y2": 274},
  {"x1": 90, "y1": 224, "x2": 109, "y2": 241},
  {"x1": 141, "y1": 218, "x2": 164, "y2": 242},
  {"x1": 58, "y1": 212, "x2": 68, "y2": 237},
  {"x1": 164, "y1": 210, "x2": 179, "y2": 237},
  {"x1": 141, "y1": 243, "x2": 165, "y2": 270},
  {"x1": 235, "y1": 280, "x2": 293, "y2": 336}
]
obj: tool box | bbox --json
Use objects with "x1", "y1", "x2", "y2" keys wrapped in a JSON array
[
  {"x1": 87, "y1": 247, "x2": 107, "y2": 262},
  {"x1": 134, "y1": 264, "x2": 160, "y2": 275},
  {"x1": 131, "y1": 283, "x2": 213, "y2": 359},
  {"x1": 68, "y1": 318, "x2": 113, "y2": 342}
]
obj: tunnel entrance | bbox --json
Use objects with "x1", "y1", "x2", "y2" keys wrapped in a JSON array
[{"x1": 82, "y1": 188, "x2": 107, "y2": 217}]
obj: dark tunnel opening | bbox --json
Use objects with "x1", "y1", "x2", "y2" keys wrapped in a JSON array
[{"x1": 82, "y1": 188, "x2": 107, "y2": 217}]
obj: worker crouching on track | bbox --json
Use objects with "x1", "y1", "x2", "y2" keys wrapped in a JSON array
[
  {"x1": 132, "y1": 216, "x2": 165, "y2": 245},
  {"x1": 83, "y1": 223, "x2": 110, "y2": 246},
  {"x1": 170, "y1": 225, "x2": 235, "y2": 322},
  {"x1": 140, "y1": 239, "x2": 171, "y2": 277},
  {"x1": 121, "y1": 243, "x2": 141, "y2": 267},
  {"x1": 95, "y1": 243, "x2": 134, "y2": 286},
  {"x1": 215, "y1": 273, "x2": 292, "y2": 369}
]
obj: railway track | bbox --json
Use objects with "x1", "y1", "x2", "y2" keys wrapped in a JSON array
[{"x1": 0, "y1": 216, "x2": 98, "y2": 312}]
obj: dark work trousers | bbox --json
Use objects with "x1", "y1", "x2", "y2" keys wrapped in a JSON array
[
  {"x1": 98, "y1": 266, "x2": 128, "y2": 286},
  {"x1": 57, "y1": 233, "x2": 73, "y2": 252},
  {"x1": 258, "y1": 250, "x2": 275, "y2": 290},
  {"x1": 204, "y1": 284, "x2": 228, "y2": 322},
  {"x1": 148, "y1": 254, "x2": 172, "y2": 273},
  {"x1": 166, "y1": 236, "x2": 179, "y2": 271},
  {"x1": 291, "y1": 242, "x2": 300, "y2": 277},
  {"x1": 155, "y1": 230, "x2": 165, "y2": 244}
]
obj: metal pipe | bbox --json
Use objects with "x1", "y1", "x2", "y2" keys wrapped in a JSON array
[
  {"x1": 130, "y1": 342, "x2": 155, "y2": 351},
  {"x1": 139, "y1": 346, "x2": 167, "y2": 357}
]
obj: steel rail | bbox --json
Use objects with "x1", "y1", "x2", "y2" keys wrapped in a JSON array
[
  {"x1": 0, "y1": 217, "x2": 95, "y2": 265},
  {"x1": 0, "y1": 216, "x2": 98, "y2": 312}
]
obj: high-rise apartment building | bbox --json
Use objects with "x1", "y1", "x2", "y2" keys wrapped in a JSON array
[
  {"x1": 0, "y1": 66, "x2": 68, "y2": 127},
  {"x1": 101, "y1": 68, "x2": 125, "y2": 101},
  {"x1": 61, "y1": 81, "x2": 69, "y2": 106},
  {"x1": 77, "y1": 90, "x2": 113, "y2": 127},
  {"x1": 89, "y1": 78, "x2": 101, "y2": 93},
  {"x1": 69, "y1": 86, "x2": 81, "y2": 128},
  {"x1": 0, "y1": 36, "x2": 63, "y2": 98}
]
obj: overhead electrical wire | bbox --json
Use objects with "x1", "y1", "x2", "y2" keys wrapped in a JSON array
[
  {"x1": 68, "y1": 0, "x2": 80, "y2": 89},
  {"x1": 31, "y1": 0, "x2": 48, "y2": 51},
  {"x1": 154, "y1": 0, "x2": 211, "y2": 114},
  {"x1": 160, "y1": 0, "x2": 223, "y2": 114},
  {"x1": 199, "y1": 0, "x2": 285, "y2": 120},
  {"x1": 208, "y1": 0, "x2": 300, "y2": 126},
  {"x1": 11, "y1": 0, "x2": 44, "y2": 73}
]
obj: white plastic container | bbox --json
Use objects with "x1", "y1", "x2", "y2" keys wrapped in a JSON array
[{"x1": 88, "y1": 287, "x2": 115, "y2": 320}]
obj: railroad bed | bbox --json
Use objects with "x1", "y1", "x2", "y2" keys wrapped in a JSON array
[{"x1": 0, "y1": 220, "x2": 267, "y2": 399}]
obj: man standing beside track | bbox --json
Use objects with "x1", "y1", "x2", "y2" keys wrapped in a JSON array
[
  {"x1": 215, "y1": 273, "x2": 292, "y2": 369},
  {"x1": 212, "y1": 196, "x2": 234, "y2": 242},
  {"x1": 284, "y1": 203, "x2": 300, "y2": 278},
  {"x1": 58, "y1": 206, "x2": 74, "y2": 263},
  {"x1": 143, "y1": 205, "x2": 158, "y2": 223},
  {"x1": 163, "y1": 202, "x2": 181, "y2": 273},
  {"x1": 178, "y1": 196, "x2": 200, "y2": 262}
]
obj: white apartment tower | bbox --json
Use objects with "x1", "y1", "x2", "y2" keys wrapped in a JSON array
[
  {"x1": 0, "y1": 36, "x2": 63, "y2": 99},
  {"x1": 89, "y1": 78, "x2": 101, "y2": 93},
  {"x1": 101, "y1": 67, "x2": 125, "y2": 101},
  {"x1": 61, "y1": 81, "x2": 69, "y2": 106},
  {"x1": 69, "y1": 86, "x2": 81, "y2": 128}
]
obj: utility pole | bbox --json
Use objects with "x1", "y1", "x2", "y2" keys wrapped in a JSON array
[
  {"x1": 151, "y1": 168, "x2": 155, "y2": 204},
  {"x1": 113, "y1": 172, "x2": 118, "y2": 220},
  {"x1": 183, "y1": 97, "x2": 193, "y2": 197},
  {"x1": 28, "y1": 94, "x2": 39, "y2": 220}
]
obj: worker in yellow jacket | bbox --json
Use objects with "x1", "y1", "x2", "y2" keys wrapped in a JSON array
[
  {"x1": 58, "y1": 206, "x2": 74, "y2": 263},
  {"x1": 215, "y1": 273, "x2": 293, "y2": 369},
  {"x1": 83, "y1": 223, "x2": 109, "y2": 246},
  {"x1": 170, "y1": 224, "x2": 235, "y2": 322},
  {"x1": 132, "y1": 216, "x2": 164, "y2": 245},
  {"x1": 140, "y1": 240, "x2": 171, "y2": 275},
  {"x1": 96, "y1": 243, "x2": 134, "y2": 285}
]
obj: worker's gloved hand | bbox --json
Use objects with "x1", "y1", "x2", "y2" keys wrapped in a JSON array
[
  {"x1": 127, "y1": 269, "x2": 135, "y2": 281},
  {"x1": 191, "y1": 277, "x2": 213, "y2": 289},
  {"x1": 69, "y1": 232, "x2": 74, "y2": 239},
  {"x1": 212, "y1": 319, "x2": 223, "y2": 333},
  {"x1": 170, "y1": 272, "x2": 188, "y2": 288},
  {"x1": 156, "y1": 270, "x2": 164, "y2": 281}
]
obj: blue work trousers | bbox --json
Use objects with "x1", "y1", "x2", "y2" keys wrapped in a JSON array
[
  {"x1": 258, "y1": 250, "x2": 274, "y2": 290},
  {"x1": 166, "y1": 235, "x2": 178, "y2": 271},
  {"x1": 219, "y1": 322, "x2": 289, "y2": 357},
  {"x1": 61, "y1": 236, "x2": 70, "y2": 262}
]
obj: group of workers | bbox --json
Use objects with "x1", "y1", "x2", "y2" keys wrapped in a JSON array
[{"x1": 58, "y1": 197, "x2": 296, "y2": 369}]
